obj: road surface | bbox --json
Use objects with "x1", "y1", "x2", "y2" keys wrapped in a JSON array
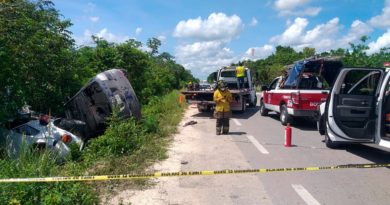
[{"x1": 113, "y1": 94, "x2": 390, "y2": 205}]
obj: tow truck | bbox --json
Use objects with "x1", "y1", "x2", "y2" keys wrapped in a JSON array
[{"x1": 182, "y1": 66, "x2": 257, "y2": 112}]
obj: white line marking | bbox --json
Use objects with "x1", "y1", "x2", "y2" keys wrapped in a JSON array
[
  {"x1": 232, "y1": 119, "x2": 242, "y2": 126},
  {"x1": 247, "y1": 135, "x2": 269, "y2": 154},
  {"x1": 292, "y1": 184, "x2": 321, "y2": 205}
]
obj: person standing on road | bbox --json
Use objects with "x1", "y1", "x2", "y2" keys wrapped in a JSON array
[
  {"x1": 236, "y1": 62, "x2": 245, "y2": 90},
  {"x1": 213, "y1": 80, "x2": 232, "y2": 135}
]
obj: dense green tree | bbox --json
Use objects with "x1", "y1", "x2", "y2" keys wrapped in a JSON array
[
  {"x1": 302, "y1": 47, "x2": 316, "y2": 58},
  {"x1": 147, "y1": 37, "x2": 161, "y2": 56},
  {"x1": 0, "y1": 0, "x2": 80, "y2": 119}
]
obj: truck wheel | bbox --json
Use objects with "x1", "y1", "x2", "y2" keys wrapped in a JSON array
[
  {"x1": 280, "y1": 104, "x2": 292, "y2": 126},
  {"x1": 318, "y1": 115, "x2": 325, "y2": 135},
  {"x1": 259, "y1": 99, "x2": 269, "y2": 116},
  {"x1": 324, "y1": 130, "x2": 340, "y2": 149},
  {"x1": 198, "y1": 108, "x2": 205, "y2": 112},
  {"x1": 241, "y1": 99, "x2": 247, "y2": 113},
  {"x1": 254, "y1": 96, "x2": 257, "y2": 107},
  {"x1": 249, "y1": 96, "x2": 257, "y2": 107}
]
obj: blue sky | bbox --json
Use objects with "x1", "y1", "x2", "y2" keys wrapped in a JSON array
[{"x1": 53, "y1": 0, "x2": 390, "y2": 79}]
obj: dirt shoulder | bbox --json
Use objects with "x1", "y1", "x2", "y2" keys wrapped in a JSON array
[{"x1": 108, "y1": 107, "x2": 272, "y2": 205}]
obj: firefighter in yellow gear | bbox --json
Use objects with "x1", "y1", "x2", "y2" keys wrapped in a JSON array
[
  {"x1": 187, "y1": 81, "x2": 193, "y2": 90},
  {"x1": 213, "y1": 80, "x2": 232, "y2": 135},
  {"x1": 236, "y1": 62, "x2": 245, "y2": 89}
]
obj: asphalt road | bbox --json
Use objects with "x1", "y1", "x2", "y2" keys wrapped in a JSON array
[
  {"x1": 226, "y1": 95, "x2": 390, "y2": 205},
  {"x1": 126, "y1": 94, "x2": 390, "y2": 205}
]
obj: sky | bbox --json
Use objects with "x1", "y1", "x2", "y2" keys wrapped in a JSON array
[{"x1": 53, "y1": 0, "x2": 390, "y2": 79}]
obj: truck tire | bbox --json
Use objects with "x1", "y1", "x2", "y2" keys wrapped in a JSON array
[
  {"x1": 324, "y1": 130, "x2": 340, "y2": 149},
  {"x1": 318, "y1": 114, "x2": 325, "y2": 135},
  {"x1": 249, "y1": 96, "x2": 257, "y2": 107},
  {"x1": 198, "y1": 107, "x2": 210, "y2": 112},
  {"x1": 198, "y1": 108, "x2": 206, "y2": 112},
  {"x1": 280, "y1": 104, "x2": 292, "y2": 126},
  {"x1": 259, "y1": 99, "x2": 269, "y2": 116},
  {"x1": 240, "y1": 99, "x2": 247, "y2": 113}
]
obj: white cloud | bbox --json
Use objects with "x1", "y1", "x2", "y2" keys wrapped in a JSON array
[
  {"x1": 96, "y1": 28, "x2": 129, "y2": 43},
  {"x1": 244, "y1": 45, "x2": 275, "y2": 60},
  {"x1": 249, "y1": 17, "x2": 258, "y2": 27},
  {"x1": 173, "y1": 12, "x2": 245, "y2": 78},
  {"x1": 157, "y1": 35, "x2": 166, "y2": 42},
  {"x1": 278, "y1": 7, "x2": 321, "y2": 17},
  {"x1": 176, "y1": 41, "x2": 227, "y2": 59},
  {"x1": 274, "y1": 0, "x2": 310, "y2": 10},
  {"x1": 75, "y1": 28, "x2": 129, "y2": 46},
  {"x1": 271, "y1": 17, "x2": 341, "y2": 52},
  {"x1": 135, "y1": 27, "x2": 142, "y2": 36},
  {"x1": 273, "y1": 0, "x2": 321, "y2": 17},
  {"x1": 271, "y1": 17, "x2": 308, "y2": 45},
  {"x1": 339, "y1": 20, "x2": 373, "y2": 47},
  {"x1": 367, "y1": 29, "x2": 390, "y2": 54},
  {"x1": 173, "y1": 13, "x2": 243, "y2": 41},
  {"x1": 175, "y1": 40, "x2": 237, "y2": 79},
  {"x1": 89, "y1": 16, "x2": 99, "y2": 22},
  {"x1": 369, "y1": 0, "x2": 390, "y2": 28}
]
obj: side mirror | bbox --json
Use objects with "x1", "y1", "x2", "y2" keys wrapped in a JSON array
[{"x1": 261, "y1": 85, "x2": 268, "y2": 91}]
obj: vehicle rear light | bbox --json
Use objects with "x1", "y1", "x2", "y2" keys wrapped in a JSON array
[
  {"x1": 386, "y1": 113, "x2": 390, "y2": 122},
  {"x1": 291, "y1": 92, "x2": 300, "y2": 105},
  {"x1": 61, "y1": 134, "x2": 72, "y2": 144}
]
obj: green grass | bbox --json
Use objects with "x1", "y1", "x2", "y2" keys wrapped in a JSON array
[{"x1": 0, "y1": 90, "x2": 186, "y2": 204}]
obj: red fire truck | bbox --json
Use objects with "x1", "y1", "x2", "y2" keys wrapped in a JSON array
[{"x1": 259, "y1": 57, "x2": 343, "y2": 125}]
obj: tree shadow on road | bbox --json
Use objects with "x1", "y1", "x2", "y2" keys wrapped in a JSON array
[
  {"x1": 231, "y1": 106, "x2": 259, "y2": 119},
  {"x1": 264, "y1": 113, "x2": 317, "y2": 131}
]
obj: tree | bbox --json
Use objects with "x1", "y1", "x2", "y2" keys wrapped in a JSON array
[
  {"x1": 0, "y1": 0, "x2": 79, "y2": 119},
  {"x1": 303, "y1": 47, "x2": 316, "y2": 58},
  {"x1": 147, "y1": 37, "x2": 161, "y2": 56}
]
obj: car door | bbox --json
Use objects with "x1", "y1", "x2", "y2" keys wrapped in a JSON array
[
  {"x1": 327, "y1": 68, "x2": 384, "y2": 142},
  {"x1": 376, "y1": 71, "x2": 390, "y2": 148},
  {"x1": 264, "y1": 77, "x2": 280, "y2": 111}
]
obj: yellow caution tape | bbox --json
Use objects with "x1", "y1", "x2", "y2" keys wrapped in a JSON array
[{"x1": 1, "y1": 163, "x2": 389, "y2": 183}]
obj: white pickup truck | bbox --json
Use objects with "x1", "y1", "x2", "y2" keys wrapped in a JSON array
[
  {"x1": 317, "y1": 67, "x2": 390, "y2": 150},
  {"x1": 182, "y1": 66, "x2": 257, "y2": 112}
]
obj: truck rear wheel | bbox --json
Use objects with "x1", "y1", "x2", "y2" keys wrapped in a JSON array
[
  {"x1": 249, "y1": 96, "x2": 257, "y2": 107},
  {"x1": 240, "y1": 99, "x2": 246, "y2": 113},
  {"x1": 259, "y1": 99, "x2": 268, "y2": 116},
  {"x1": 324, "y1": 130, "x2": 340, "y2": 149},
  {"x1": 280, "y1": 104, "x2": 293, "y2": 126}
]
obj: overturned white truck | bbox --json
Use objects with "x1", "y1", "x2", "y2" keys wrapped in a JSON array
[{"x1": 61, "y1": 69, "x2": 141, "y2": 140}]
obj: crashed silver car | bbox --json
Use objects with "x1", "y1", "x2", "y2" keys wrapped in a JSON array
[{"x1": 2, "y1": 108, "x2": 83, "y2": 160}]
